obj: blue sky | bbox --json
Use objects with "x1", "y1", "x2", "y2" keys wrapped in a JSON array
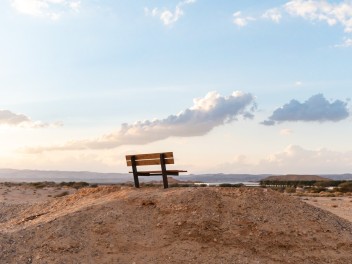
[{"x1": 0, "y1": 0, "x2": 352, "y2": 174}]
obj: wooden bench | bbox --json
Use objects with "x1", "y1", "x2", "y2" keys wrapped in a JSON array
[{"x1": 125, "y1": 152, "x2": 187, "y2": 189}]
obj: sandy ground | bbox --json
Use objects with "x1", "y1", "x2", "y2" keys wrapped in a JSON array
[
  {"x1": 0, "y1": 183, "x2": 77, "y2": 204},
  {"x1": 301, "y1": 196, "x2": 352, "y2": 223},
  {"x1": 1, "y1": 185, "x2": 352, "y2": 264}
]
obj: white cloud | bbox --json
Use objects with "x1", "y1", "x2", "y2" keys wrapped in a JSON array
[
  {"x1": 236, "y1": 0, "x2": 352, "y2": 44},
  {"x1": 233, "y1": 11, "x2": 255, "y2": 27},
  {"x1": 280, "y1": 128, "x2": 293, "y2": 136},
  {"x1": 262, "y1": 94, "x2": 350, "y2": 126},
  {"x1": 284, "y1": 0, "x2": 352, "y2": 32},
  {"x1": 295, "y1": 81, "x2": 303, "y2": 86},
  {"x1": 214, "y1": 145, "x2": 352, "y2": 174},
  {"x1": 145, "y1": 0, "x2": 196, "y2": 26},
  {"x1": 262, "y1": 8, "x2": 282, "y2": 23},
  {"x1": 25, "y1": 91, "x2": 256, "y2": 152},
  {"x1": 335, "y1": 37, "x2": 352, "y2": 47},
  {"x1": 11, "y1": 0, "x2": 81, "y2": 20},
  {"x1": 260, "y1": 145, "x2": 352, "y2": 174},
  {"x1": 0, "y1": 109, "x2": 62, "y2": 128}
]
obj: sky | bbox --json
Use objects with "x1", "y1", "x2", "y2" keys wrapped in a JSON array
[{"x1": 0, "y1": 0, "x2": 352, "y2": 174}]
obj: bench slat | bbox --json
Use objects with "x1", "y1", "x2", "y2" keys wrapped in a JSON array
[
  {"x1": 130, "y1": 170, "x2": 187, "y2": 173},
  {"x1": 126, "y1": 152, "x2": 173, "y2": 161},
  {"x1": 126, "y1": 158, "x2": 174, "y2": 166},
  {"x1": 129, "y1": 170, "x2": 187, "y2": 176}
]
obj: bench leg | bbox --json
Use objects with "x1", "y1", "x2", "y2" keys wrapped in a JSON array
[
  {"x1": 131, "y1": 156, "x2": 140, "y2": 188},
  {"x1": 162, "y1": 173, "x2": 168, "y2": 189},
  {"x1": 133, "y1": 173, "x2": 140, "y2": 188},
  {"x1": 160, "y1": 153, "x2": 168, "y2": 189}
]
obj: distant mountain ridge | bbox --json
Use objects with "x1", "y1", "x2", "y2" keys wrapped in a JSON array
[
  {"x1": 262, "y1": 175, "x2": 331, "y2": 182},
  {"x1": 0, "y1": 169, "x2": 351, "y2": 183}
]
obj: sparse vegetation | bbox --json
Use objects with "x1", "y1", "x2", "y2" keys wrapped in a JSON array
[
  {"x1": 59, "y1": 181, "x2": 90, "y2": 189},
  {"x1": 338, "y1": 182, "x2": 352, "y2": 193},
  {"x1": 285, "y1": 187, "x2": 296, "y2": 193},
  {"x1": 218, "y1": 183, "x2": 244, "y2": 187},
  {"x1": 169, "y1": 183, "x2": 194, "y2": 187},
  {"x1": 261, "y1": 180, "x2": 352, "y2": 197},
  {"x1": 53, "y1": 191, "x2": 69, "y2": 198}
]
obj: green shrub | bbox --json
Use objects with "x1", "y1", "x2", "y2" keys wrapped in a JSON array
[
  {"x1": 338, "y1": 182, "x2": 352, "y2": 193},
  {"x1": 219, "y1": 183, "x2": 244, "y2": 187}
]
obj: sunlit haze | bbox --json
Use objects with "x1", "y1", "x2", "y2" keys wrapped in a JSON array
[{"x1": 1, "y1": 0, "x2": 352, "y2": 174}]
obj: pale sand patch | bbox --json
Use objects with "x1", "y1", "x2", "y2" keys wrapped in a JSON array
[
  {"x1": 0, "y1": 183, "x2": 77, "y2": 205},
  {"x1": 301, "y1": 196, "x2": 352, "y2": 223}
]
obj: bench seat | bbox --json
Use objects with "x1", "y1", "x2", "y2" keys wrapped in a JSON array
[{"x1": 129, "y1": 170, "x2": 187, "y2": 176}]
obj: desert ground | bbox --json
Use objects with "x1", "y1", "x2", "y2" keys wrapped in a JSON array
[
  {"x1": 300, "y1": 196, "x2": 352, "y2": 223},
  {"x1": 1, "y1": 183, "x2": 352, "y2": 264}
]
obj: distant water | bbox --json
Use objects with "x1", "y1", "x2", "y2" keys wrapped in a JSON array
[{"x1": 195, "y1": 182, "x2": 260, "y2": 187}]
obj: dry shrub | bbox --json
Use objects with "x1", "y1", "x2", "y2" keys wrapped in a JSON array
[
  {"x1": 54, "y1": 191, "x2": 69, "y2": 198},
  {"x1": 285, "y1": 187, "x2": 296, "y2": 193}
]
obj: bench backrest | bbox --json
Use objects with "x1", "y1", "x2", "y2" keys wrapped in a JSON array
[{"x1": 126, "y1": 152, "x2": 174, "y2": 167}]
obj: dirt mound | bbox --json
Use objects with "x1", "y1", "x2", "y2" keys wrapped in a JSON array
[
  {"x1": 262, "y1": 174, "x2": 331, "y2": 181},
  {"x1": 1, "y1": 187, "x2": 352, "y2": 264}
]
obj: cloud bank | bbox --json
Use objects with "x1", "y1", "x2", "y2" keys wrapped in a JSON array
[
  {"x1": 0, "y1": 109, "x2": 62, "y2": 128},
  {"x1": 144, "y1": 0, "x2": 196, "y2": 26},
  {"x1": 260, "y1": 144, "x2": 352, "y2": 174},
  {"x1": 213, "y1": 145, "x2": 352, "y2": 174},
  {"x1": 236, "y1": 0, "x2": 352, "y2": 44},
  {"x1": 11, "y1": 0, "x2": 80, "y2": 20},
  {"x1": 26, "y1": 91, "x2": 256, "y2": 152},
  {"x1": 262, "y1": 94, "x2": 350, "y2": 126},
  {"x1": 284, "y1": 0, "x2": 352, "y2": 33}
]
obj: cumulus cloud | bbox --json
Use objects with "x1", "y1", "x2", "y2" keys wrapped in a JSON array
[
  {"x1": 145, "y1": 0, "x2": 196, "y2": 26},
  {"x1": 235, "y1": 0, "x2": 352, "y2": 43},
  {"x1": 233, "y1": 11, "x2": 256, "y2": 27},
  {"x1": 262, "y1": 8, "x2": 282, "y2": 23},
  {"x1": 213, "y1": 145, "x2": 352, "y2": 174},
  {"x1": 335, "y1": 37, "x2": 352, "y2": 47},
  {"x1": 284, "y1": 0, "x2": 352, "y2": 32},
  {"x1": 11, "y1": 0, "x2": 81, "y2": 20},
  {"x1": 260, "y1": 145, "x2": 352, "y2": 174},
  {"x1": 26, "y1": 91, "x2": 256, "y2": 152},
  {"x1": 262, "y1": 94, "x2": 350, "y2": 126},
  {"x1": 0, "y1": 109, "x2": 62, "y2": 128}
]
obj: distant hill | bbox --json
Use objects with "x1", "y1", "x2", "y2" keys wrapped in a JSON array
[
  {"x1": 0, "y1": 169, "x2": 271, "y2": 183},
  {"x1": 320, "y1": 174, "x2": 352, "y2": 180},
  {"x1": 262, "y1": 175, "x2": 331, "y2": 181},
  {"x1": 1, "y1": 169, "x2": 351, "y2": 183},
  {"x1": 178, "y1": 173, "x2": 270, "y2": 183}
]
